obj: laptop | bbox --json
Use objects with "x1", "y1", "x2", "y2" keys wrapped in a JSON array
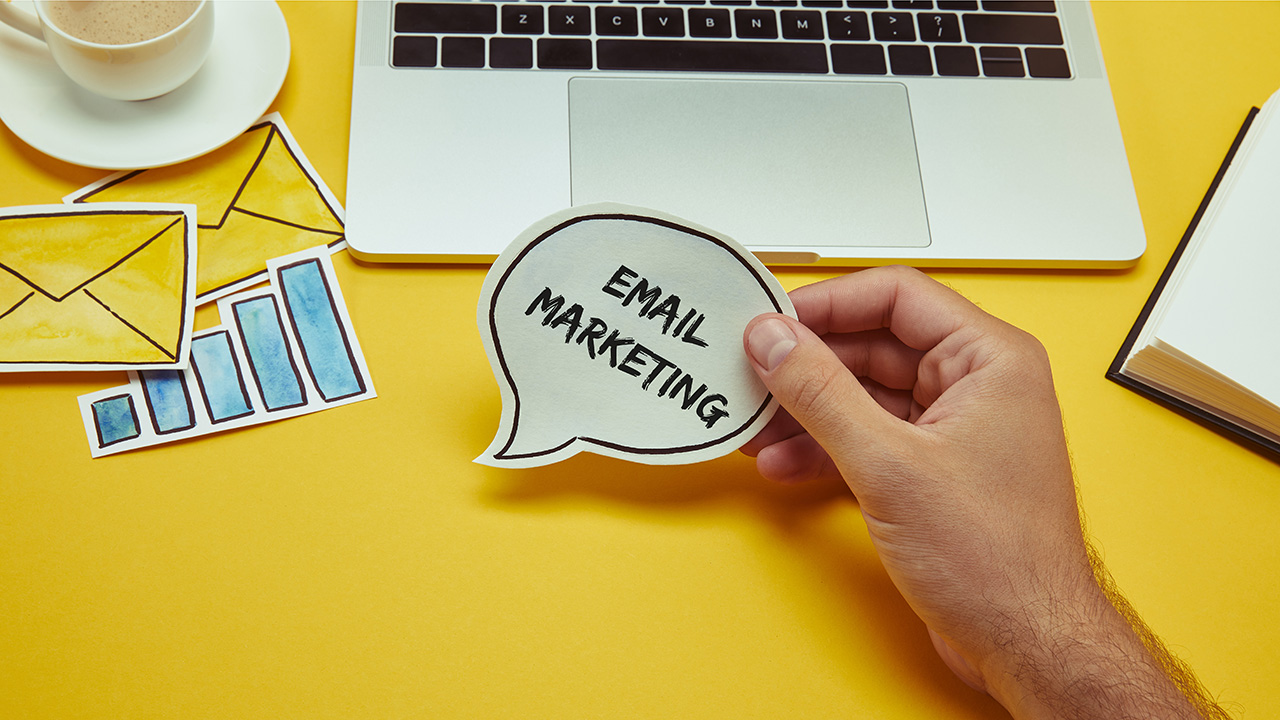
[{"x1": 344, "y1": 0, "x2": 1145, "y2": 267}]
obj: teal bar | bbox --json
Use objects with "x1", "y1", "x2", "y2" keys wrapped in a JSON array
[
  {"x1": 92, "y1": 394, "x2": 140, "y2": 447},
  {"x1": 233, "y1": 296, "x2": 306, "y2": 411},
  {"x1": 278, "y1": 259, "x2": 365, "y2": 401},
  {"x1": 190, "y1": 332, "x2": 254, "y2": 423},
  {"x1": 140, "y1": 370, "x2": 196, "y2": 434}
]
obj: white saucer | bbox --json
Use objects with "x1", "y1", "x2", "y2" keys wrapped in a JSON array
[{"x1": 0, "y1": 1, "x2": 290, "y2": 169}]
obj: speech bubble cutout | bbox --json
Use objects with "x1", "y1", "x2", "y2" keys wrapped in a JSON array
[{"x1": 476, "y1": 203, "x2": 796, "y2": 468}]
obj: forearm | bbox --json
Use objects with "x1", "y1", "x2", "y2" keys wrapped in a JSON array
[
  {"x1": 743, "y1": 268, "x2": 1229, "y2": 719},
  {"x1": 982, "y1": 554, "x2": 1227, "y2": 720}
]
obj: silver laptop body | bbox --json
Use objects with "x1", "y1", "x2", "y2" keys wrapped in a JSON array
[{"x1": 346, "y1": 0, "x2": 1145, "y2": 267}]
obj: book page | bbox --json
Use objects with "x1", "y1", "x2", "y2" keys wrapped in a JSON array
[{"x1": 1153, "y1": 96, "x2": 1280, "y2": 405}]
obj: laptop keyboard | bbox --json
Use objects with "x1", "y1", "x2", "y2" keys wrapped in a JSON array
[{"x1": 388, "y1": 0, "x2": 1073, "y2": 78}]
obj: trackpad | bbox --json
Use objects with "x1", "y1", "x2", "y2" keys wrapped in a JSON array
[{"x1": 568, "y1": 78, "x2": 930, "y2": 250}]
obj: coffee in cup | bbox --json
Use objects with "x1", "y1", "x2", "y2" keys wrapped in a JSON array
[
  {"x1": 44, "y1": 0, "x2": 202, "y2": 46},
  {"x1": 0, "y1": 0, "x2": 214, "y2": 101}
]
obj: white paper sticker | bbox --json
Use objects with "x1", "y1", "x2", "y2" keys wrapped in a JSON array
[{"x1": 476, "y1": 204, "x2": 796, "y2": 468}]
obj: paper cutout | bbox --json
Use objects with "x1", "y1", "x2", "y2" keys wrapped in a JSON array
[
  {"x1": 476, "y1": 203, "x2": 796, "y2": 468},
  {"x1": 0, "y1": 203, "x2": 197, "y2": 372},
  {"x1": 66, "y1": 113, "x2": 345, "y2": 305},
  {"x1": 90, "y1": 393, "x2": 142, "y2": 448},
  {"x1": 77, "y1": 247, "x2": 375, "y2": 457}
]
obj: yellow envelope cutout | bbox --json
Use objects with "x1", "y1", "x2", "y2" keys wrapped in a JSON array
[
  {"x1": 70, "y1": 115, "x2": 345, "y2": 303},
  {"x1": 0, "y1": 206, "x2": 195, "y2": 370}
]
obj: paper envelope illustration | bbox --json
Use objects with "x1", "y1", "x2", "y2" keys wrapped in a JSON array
[
  {"x1": 0, "y1": 204, "x2": 197, "y2": 372},
  {"x1": 68, "y1": 113, "x2": 345, "y2": 304}
]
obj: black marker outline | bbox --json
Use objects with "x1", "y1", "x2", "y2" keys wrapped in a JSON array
[
  {"x1": 0, "y1": 210, "x2": 191, "y2": 367},
  {"x1": 0, "y1": 214, "x2": 183, "y2": 302},
  {"x1": 0, "y1": 292, "x2": 34, "y2": 321},
  {"x1": 74, "y1": 121, "x2": 348, "y2": 301},
  {"x1": 487, "y1": 212, "x2": 784, "y2": 461},
  {"x1": 84, "y1": 289, "x2": 177, "y2": 362},
  {"x1": 139, "y1": 369, "x2": 197, "y2": 435},
  {"x1": 276, "y1": 259, "x2": 367, "y2": 403},
  {"x1": 189, "y1": 330, "x2": 256, "y2": 424},
  {"x1": 231, "y1": 294, "x2": 309, "y2": 412},
  {"x1": 91, "y1": 393, "x2": 141, "y2": 448},
  {"x1": 229, "y1": 207, "x2": 346, "y2": 237}
]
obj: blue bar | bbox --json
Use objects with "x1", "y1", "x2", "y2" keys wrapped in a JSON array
[
  {"x1": 278, "y1": 260, "x2": 365, "y2": 401},
  {"x1": 233, "y1": 296, "x2": 306, "y2": 411},
  {"x1": 140, "y1": 370, "x2": 196, "y2": 434},
  {"x1": 190, "y1": 332, "x2": 254, "y2": 423},
  {"x1": 92, "y1": 394, "x2": 140, "y2": 447}
]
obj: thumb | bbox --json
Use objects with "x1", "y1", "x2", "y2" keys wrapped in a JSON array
[{"x1": 744, "y1": 314, "x2": 895, "y2": 465}]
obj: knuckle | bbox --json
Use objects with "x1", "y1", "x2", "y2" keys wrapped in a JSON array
[{"x1": 1008, "y1": 327, "x2": 1052, "y2": 371}]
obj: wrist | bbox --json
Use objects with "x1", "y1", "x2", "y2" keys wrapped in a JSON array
[{"x1": 978, "y1": 577, "x2": 1202, "y2": 720}]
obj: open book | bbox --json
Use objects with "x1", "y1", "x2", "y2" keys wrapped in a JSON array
[{"x1": 1109, "y1": 88, "x2": 1280, "y2": 455}]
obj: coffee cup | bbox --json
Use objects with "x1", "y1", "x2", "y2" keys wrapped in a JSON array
[{"x1": 0, "y1": 0, "x2": 213, "y2": 101}]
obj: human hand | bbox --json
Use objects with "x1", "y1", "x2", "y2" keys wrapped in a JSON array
[{"x1": 741, "y1": 266, "x2": 1207, "y2": 719}]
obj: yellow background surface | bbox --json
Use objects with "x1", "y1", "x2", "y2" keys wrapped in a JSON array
[{"x1": 2, "y1": 2, "x2": 1278, "y2": 717}]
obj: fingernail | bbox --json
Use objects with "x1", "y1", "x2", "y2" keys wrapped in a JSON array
[{"x1": 748, "y1": 318, "x2": 797, "y2": 371}]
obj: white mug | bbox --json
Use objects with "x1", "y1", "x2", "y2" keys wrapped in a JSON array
[{"x1": 0, "y1": 0, "x2": 214, "y2": 101}]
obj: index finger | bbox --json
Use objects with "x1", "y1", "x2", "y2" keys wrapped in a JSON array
[{"x1": 789, "y1": 266, "x2": 991, "y2": 353}]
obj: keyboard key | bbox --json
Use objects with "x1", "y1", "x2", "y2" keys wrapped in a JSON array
[
  {"x1": 538, "y1": 37, "x2": 593, "y2": 67},
  {"x1": 982, "y1": 0, "x2": 1055, "y2": 12},
  {"x1": 963, "y1": 13, "x2": 1063, "y2": 44},
  {"x1": 1025, "y1": 46, "x2": 1070, "y2": 77},
  {"x1": 596, "y1": 39, "x2": 828, "y2": 73},
  {"x1": 689, "y1": 8, "x2": 732, "y2": 37},
  {"x1": 830, "y1": 43, "x2": 886, "y2": 73},
  {"x1": 596, "y1": 6, "x2": 639, "y2": 35},
  {"x1": 642, "y1": 7, "x2": 686, "y2": 36},
  {"x1": 490, "y1": 37, "x2": 534, "y2": 67},
  {"x1": 825, "y1": 11, "x2": 869, "y2": 40},
  {"x1": 390, "y1": 0, "x2": 1073, "y2": 82},
  {"x1": 549, "y1": 5, "x2": 591, "y2": 33},
  {"x1": 395, "y1": 3, "x2": 497, "y2": 34},
  {"x1": 888, "y1": 44, "x2": 932, "y2": 74},
  {"x1": 781, "y1": 10, "x2": 824, "y2": 39},
  {"x1": 501, "y1": 4, "x2": 545, "y2": 34},
  {"x1": 916, "y1": 12, "x2": 960, "y2": 41},
  {"x1": 391, "y1": 35, "x2": 437, "y2": 67},
  {"x1": 979, "y1": 45, "x2": 1024, "y2": 76},
  {"x1": 735, "y1": 9, "x2": 779, "y2": 39},
  {"x1": 934, "y1": 44, "x2": 977, "y2": 75},
  {"x1": 872, "y1": 12, "x2": 915, "y2": 41},
  {"x1": 441, "y1": 36, "x2": 486, "y2": 67}
]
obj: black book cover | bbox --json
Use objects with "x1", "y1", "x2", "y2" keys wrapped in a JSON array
[{"x1": 1105, "y1": 106, "x2": 1280, "y2": 457}]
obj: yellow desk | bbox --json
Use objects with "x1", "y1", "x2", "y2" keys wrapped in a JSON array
[{"x1": 2, "y1": 2, "x2": 1277, "y2": 717}]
